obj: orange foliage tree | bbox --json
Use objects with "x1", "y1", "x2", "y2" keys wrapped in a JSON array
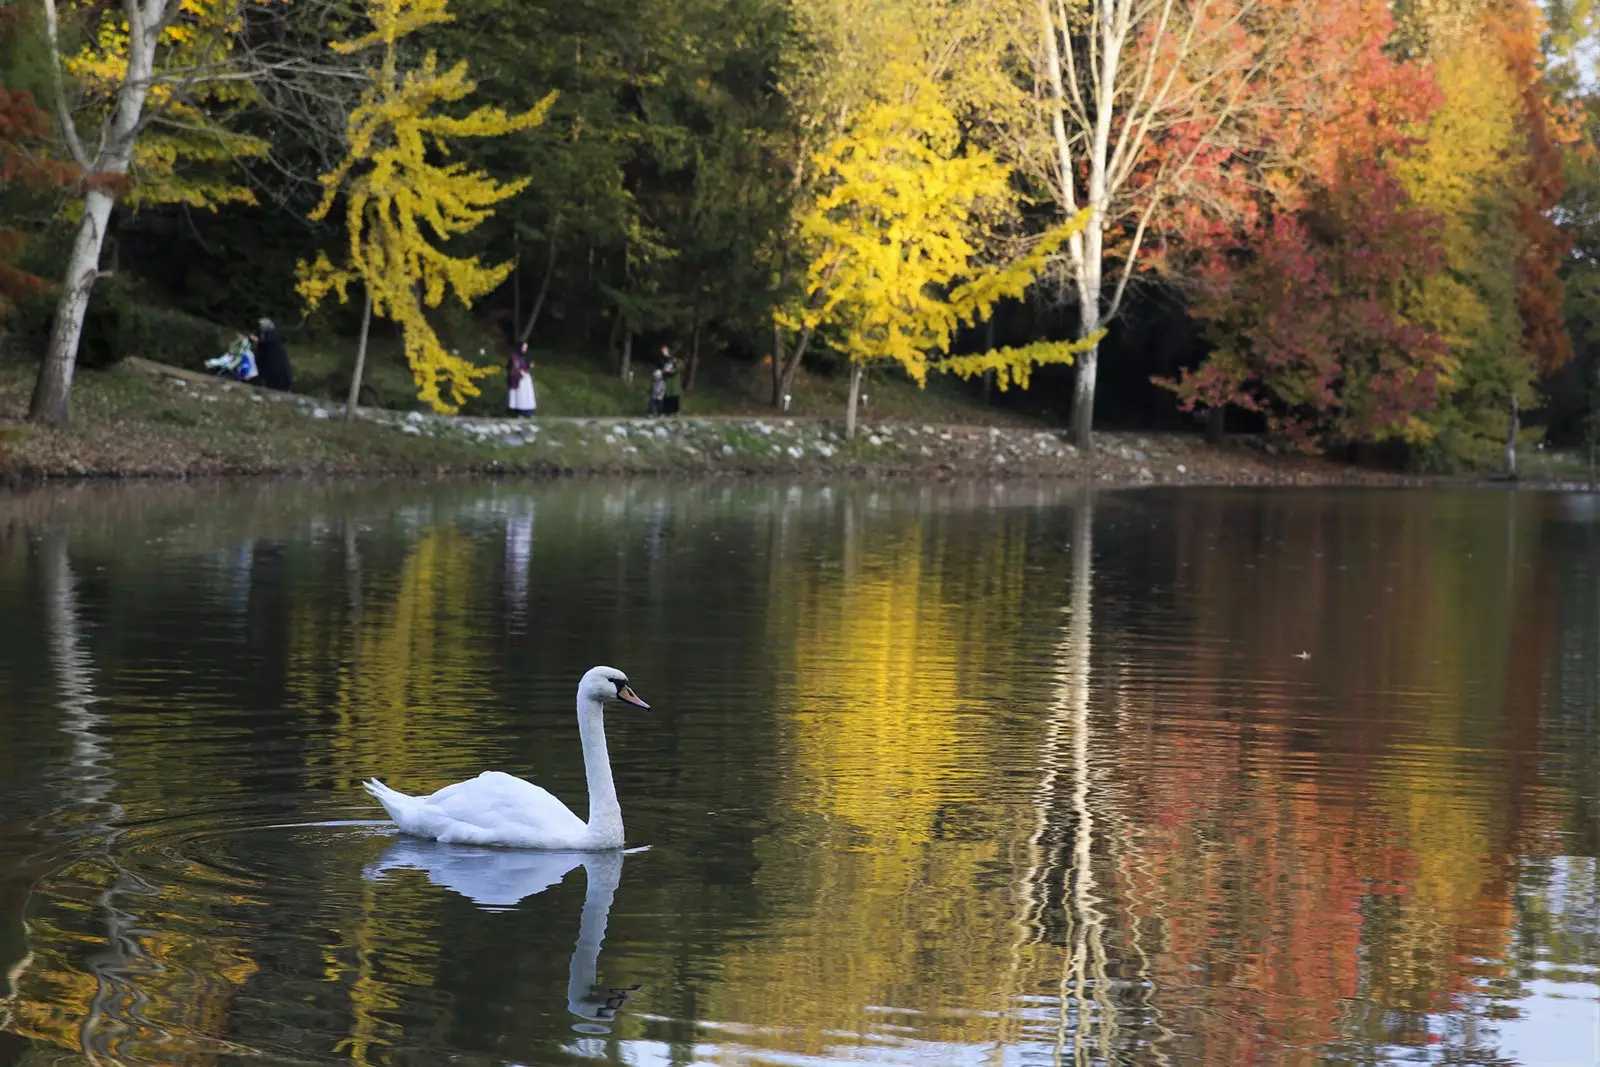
[{"x1": 1493, "y1": 0, "x2": 1576, "y2": 375}]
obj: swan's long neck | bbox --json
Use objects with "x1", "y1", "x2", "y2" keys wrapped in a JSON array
[{"x1": 577, "y1": 695, "x2": 623, "y2": 845}]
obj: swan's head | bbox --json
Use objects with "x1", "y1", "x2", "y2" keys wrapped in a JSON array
[{"x1": 581, "y1": 666, "x2": 650, "y2": 710}]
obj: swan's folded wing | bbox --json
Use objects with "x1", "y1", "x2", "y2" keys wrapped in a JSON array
[{"x1": 421, "y1": 771, "x2": 588, "y2": 837}]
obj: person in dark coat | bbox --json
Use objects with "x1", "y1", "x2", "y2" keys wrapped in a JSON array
[
  {"x1": 658, "y1": 344, "x2": 680, "y2": 415},
  {"x1": 253, "y1": 317, "x2": 293, "y2": 392}
]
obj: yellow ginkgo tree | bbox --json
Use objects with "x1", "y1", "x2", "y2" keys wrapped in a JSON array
[
  {"x1": 298, "y1": 0, "x2": 555, "y2": 416},
  {"x1": 792, "y1": 62, "x2": 1095, "y2": 438}
]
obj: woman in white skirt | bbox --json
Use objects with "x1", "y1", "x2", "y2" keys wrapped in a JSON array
[{"x1": 508, "y1": 341, "x2": 536, "y2": 416}]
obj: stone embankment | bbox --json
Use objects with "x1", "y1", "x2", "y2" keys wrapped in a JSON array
[{"x1": 229, "y1": 372, "x2": 1420, "y2": 485}]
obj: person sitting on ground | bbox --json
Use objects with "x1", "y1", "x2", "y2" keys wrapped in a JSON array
[
  {"x1": 647, "y1": 369, "x2": 666, "y2": 416},
  {"x1": 508, "y1": 342, "x2": 537, "y2": 417},
  {"x1": 253, "y1": 317, "x2": 293, "y2": 392}
]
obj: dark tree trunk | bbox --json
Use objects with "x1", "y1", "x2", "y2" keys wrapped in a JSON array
[
  {"x1": 343, "y1": 290, "x2": 373, "y2": 423},
  {"x1": 1205, "y1": 406, "x2": 1225, "y2": 445},
  {"x1": 518, "y1": 227, "x2": 559, "y2": 346},
  {"x1": 1505, "y1": 393, "x2": 1519, "y2": 479},
  {"x1": 687, "y1": 309, "x2": 702, "y2": 393}
]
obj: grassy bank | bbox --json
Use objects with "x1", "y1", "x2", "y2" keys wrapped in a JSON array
[
  {"x1": 5, "y1": 354, "x2": 1566, "y2": 488},
  {"x1": 239, "y1": 328, "x2": 1046, "y2": 425}
]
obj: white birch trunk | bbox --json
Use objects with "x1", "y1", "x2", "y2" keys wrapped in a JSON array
[
  {"x1": 1037, "y1": 0, "x2": 1252, "y2": 451},
  {"x1": 31, "y1": 0, "x2": 168, "y2": 425},
  {"x1": 29, "y1": 188, "x2": 116, "y2": 424}
]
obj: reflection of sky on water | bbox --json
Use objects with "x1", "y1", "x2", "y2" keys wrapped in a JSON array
[
  {"x1": 1492, "y1": 982, "x2": 1600, "y2": 1067},
  {"x1": 1490, "y1": 855, "x2": 1600, "y2": 1067}
]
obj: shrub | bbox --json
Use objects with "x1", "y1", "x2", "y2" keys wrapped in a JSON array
[{"x1": 10, "y1": 277, "x2": 230, "y2": 370}]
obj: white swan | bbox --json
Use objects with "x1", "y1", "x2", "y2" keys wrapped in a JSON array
[{"x1": 363, "y1": 666, "x2": 648, "y2": 850}]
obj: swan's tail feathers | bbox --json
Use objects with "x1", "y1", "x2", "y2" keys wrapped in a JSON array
[{"x1": 363, "y1": 778, "x2": 414, "y2": 826}]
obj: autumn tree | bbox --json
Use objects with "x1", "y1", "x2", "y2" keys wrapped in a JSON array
[
  {"x1": 1171, "y1": 0, "x2": 1574, "y2": 466},
  {"x1": 297, "y1": 0, "x2": 555, "y2": 416},
  {"x1": 25, "y1": 0, "x2": 288, "y2": 425},
  {"x1": 0, "y1": 75, "x2": 76, "y2": 314},
  {"x1": 1393, "y1": 0, "x2": 1576, "y2": 469},
  {"x1": 1169, "y1": 0, "x2": 1451, "y2": 449},
  {"x1": 1496, "y1": 0, "x2": 1576, "y2": 474},
  {"x1": 1, "y1": 6, "x2": 73, "y2": 313},
  {"x1": 1028, "y1": 0, "x2": 1272, "y2": 449},
  {"x1": 764, "y1": 0, "x2": 905, "y2": 410},
  {"x1": 794, "y1": 62, "x2": 1091, "y2": 438},
  {"x1": 769, "y1": 0, "x2": 1043, "y2": 412},
  {"x1": 1176, "y1": 176, "x2": 1449, "y2": 449}
]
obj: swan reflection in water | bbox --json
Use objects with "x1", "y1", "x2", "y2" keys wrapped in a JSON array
[{"x1": 363, "y1": 839, "x2": 637, "y2": 1032}]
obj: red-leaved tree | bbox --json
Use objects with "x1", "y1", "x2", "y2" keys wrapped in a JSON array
[
  {"x1": 1175, "y1": 169, "x2": 1447, "y2": 449},
  {"x1": 0, "y1": 79, "x2": 75, "y2": 314},
  {"x1": 1165, "y1": 0, "x2": 1451, "y2": 449}
]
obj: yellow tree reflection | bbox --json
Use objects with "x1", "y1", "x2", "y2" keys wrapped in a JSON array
[
  {"x1": 701, "y1": 490, "x2": 1061, "y2": 1057},
  {"x1": 288, "y1": 525, "x2": 497, "y2": 794}
]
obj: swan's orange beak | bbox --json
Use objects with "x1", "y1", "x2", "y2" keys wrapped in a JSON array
[{"x1": 618, "y1": 684, "x2": 650, "y2": 710}]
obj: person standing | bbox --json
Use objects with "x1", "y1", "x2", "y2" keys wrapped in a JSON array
[
  {"x1": 646, "y1": 369, "x2": 666, "y2": 416},
  {"x1": 254, "y1": 318, "x2": 293, "y2": 392},
  {"x1": 508, "y1": 342, "x2": 537, "y2": 416},
  {"x1": 658, "y1": 344, "x2": 680, "y2": 415}
]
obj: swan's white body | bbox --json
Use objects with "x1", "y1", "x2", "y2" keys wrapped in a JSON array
[{"x1": 364, "y1": 666, "x2": 643, "y2": 850}]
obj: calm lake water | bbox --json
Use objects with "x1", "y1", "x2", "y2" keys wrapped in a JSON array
[{"x1": 0, "y1": 479, "x2": 1596, "y2": 1067}]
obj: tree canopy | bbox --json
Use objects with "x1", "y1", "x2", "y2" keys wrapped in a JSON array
[{"x1": 3, "y1": 0, "x2": 1595, "y2": 466}]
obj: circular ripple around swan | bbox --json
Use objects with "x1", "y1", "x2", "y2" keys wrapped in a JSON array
[{"x1": 137, "y1": 814, "x2": 387, "y2": 884}]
